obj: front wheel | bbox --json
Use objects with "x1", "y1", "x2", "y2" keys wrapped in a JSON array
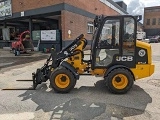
[
  {"x1": 105, "y1": 68, "x2": 134, "y2": 94},
  {"x1": 50, "y1": 66, "x2": 76, "y2": 93}
]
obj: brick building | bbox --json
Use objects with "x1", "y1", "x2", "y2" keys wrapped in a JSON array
[
  {"x1": 0, "y1": 0, "x2": 127, "y2": 51},
  {"x1": 144, "y1": 6, "x2": 160, "y2": 37}
]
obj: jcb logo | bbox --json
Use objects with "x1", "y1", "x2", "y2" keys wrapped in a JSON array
[
  {"x1": 116, "y1": 56, "x2": 133, "y2": 62},
  {"x1": 69, "y1": 44, "x2": 77, "y2": 51}
]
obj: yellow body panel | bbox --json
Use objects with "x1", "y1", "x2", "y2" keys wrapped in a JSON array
[
  {"x1": 136, "y1": 40, "x2": 152, "y2": 64},
  {"x1": 67, "y1": 54, "x2": 88, "y2": 74},
  {"x1": 131, "y1": 64, "x2": 154, "y2": 80},
  {"x1": 67, "y1": 38, "x2": 88, "y2": 74},
  {"x1": 91, "y1": 69, "x2": 106, "y2": 75},
  {"x1": 133, "y1": 40, "x2": 154, "y2": 80}
]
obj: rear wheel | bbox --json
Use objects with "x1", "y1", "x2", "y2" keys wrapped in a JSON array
[
  {"x1": 105, "y1": 68, "x2": 134, "y2": 94},
  {"x1": 50, "y1": 66, "x2": 76, "y2": 93}
]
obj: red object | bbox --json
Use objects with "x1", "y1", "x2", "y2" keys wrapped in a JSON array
[{"x1": 11, "y1": 31, "x2": 34, "y2": 52}]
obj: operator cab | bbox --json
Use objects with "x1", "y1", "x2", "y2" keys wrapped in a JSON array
[{"x1": 91, "y1": 15, "x2": 137, "y2": 69}]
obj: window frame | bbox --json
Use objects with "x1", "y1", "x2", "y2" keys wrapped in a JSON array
[
  {"x1": 146, "y1": 19, "x2": 150, "y2": 25},
  {"x1": 87, "y1": 22, "x2": 94, "y2": 34},
  {"x1": 123, "y1": 17, "x2": 135, "y2": 56},
  {"x1": 158, "y1": 18, "x2": 160, "y2": 25},
  {"x1": 152, "y1": 18, "x2": 156, "y2": 25}
]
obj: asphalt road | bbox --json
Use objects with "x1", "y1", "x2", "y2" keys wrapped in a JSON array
[{"x1": 0, "y1": 44, "x2": 160, "y2": 120}]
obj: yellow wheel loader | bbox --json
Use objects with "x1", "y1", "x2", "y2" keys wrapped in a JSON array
[{"x1": 5, "y1": 15, "x2": 154, "y2": 94}]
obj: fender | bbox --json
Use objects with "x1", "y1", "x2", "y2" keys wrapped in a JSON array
[
  {"x1": 104, "y1": 65, "x2": 135, "y2": 80},
  {"x1": 61, "y1": 61, "x2": 79, "y2": 80}
]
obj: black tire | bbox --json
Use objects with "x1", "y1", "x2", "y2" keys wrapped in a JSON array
[
  {"x1": 12, "y1": 48, "x2": 16, "y2": 54},
  {"x1": 15, "y1": 49, "x2": 20, "y2": 56},
  {"x1": 50, "y1": 66, "x2": 76, "y2": 93},
  {"x1": 14, "y1": 49, "x2": 17, "y2": 56},
  {"x1": 105, "y1": 68, "x2": 134, "y2": 94}
]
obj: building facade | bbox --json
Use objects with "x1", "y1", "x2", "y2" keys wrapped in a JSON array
[
  {"x1": 144, "y1": 6, "x2": 160, "y2": 37},
  {"x1": 0, "y1": 0, "x2": 127, "y2": 51}
]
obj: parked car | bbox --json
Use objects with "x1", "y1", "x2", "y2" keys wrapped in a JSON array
[
  {"x1": 149, "y1": 35, "x2": 160, "y2": 43},
  {"x1": 142, "y1": 39, "x2": 149, "y2": 43}
]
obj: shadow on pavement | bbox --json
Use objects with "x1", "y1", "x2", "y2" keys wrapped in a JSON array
[
  {"x1": 0, "y1": 55, "x2": 49, "y2": 69},
  {"x1": 18, "y1": 80, "x2": 152, "y2": 120}
]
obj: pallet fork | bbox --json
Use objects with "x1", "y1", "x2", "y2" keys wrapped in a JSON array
[{"x1": 3, "y1": 71, "x2": 44, "y2": 90}]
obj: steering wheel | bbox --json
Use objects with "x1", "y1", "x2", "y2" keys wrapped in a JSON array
[
  {"x1": 129, "y1": 33, "x2": 134, "y2": 41},
  {"x1": 98, "y1": 39, "x2": 110, "y2": 48},
  {"x1": 124, "y1": 33, "x2": 134, "y2": 42}
]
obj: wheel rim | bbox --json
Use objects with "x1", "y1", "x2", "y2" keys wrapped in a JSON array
[
  {"x1": 112, "y1": 74, "x2": 128, "y2": 89},
  {"x1": 55, "y1": 74, "x2": 70, "y2": 89}
]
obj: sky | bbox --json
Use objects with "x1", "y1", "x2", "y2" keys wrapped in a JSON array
[{"x1": 113, "y1": 0, "x2": 160, "y2": 21}]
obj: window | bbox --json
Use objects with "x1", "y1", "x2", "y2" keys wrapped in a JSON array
[
  {"x1": 98, "y1": 19, "x2": 120, "y2": 46},
  {"x1": 123, "y1": 17, "x2": 135, "y2": 55},
  {"x1": 95, "y1": 19, "x2": 120, "y2": 67},
  {"x1": 146, "y1": 19, "x2": 150, "y2": 25},
  {"x1": 87, "y1": 22, "x2": 94, "y2": 34},
  {"x1": 152, "y1": 18, "x2": 156, "y2": 25},
  {"x1": 158, "y1": 18, "x2": 160, "y2": 25}
]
